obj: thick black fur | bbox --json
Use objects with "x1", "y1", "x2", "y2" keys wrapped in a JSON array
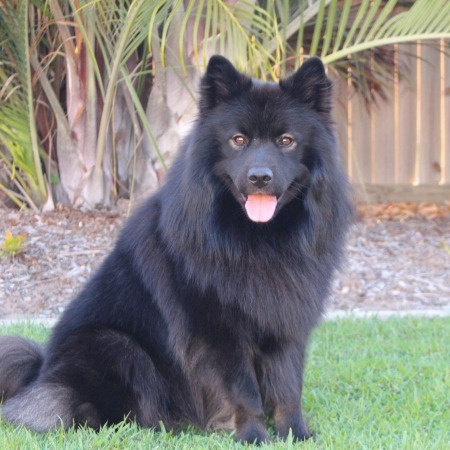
[{"x1": 0, "y1": 56, "x2": 352, "y2": 444}]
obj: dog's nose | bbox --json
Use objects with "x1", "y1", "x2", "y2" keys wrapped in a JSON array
[{"x1": 247, "y1": 167, "x2": 273, "y2": 188}]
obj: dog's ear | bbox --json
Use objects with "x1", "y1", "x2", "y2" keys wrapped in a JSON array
[
  {"x1": 280, "y1": 57, "x2": 332, "y2": 114},
  {"x1": 200, "y1": 55, "x2": 252, "y2": 113}
]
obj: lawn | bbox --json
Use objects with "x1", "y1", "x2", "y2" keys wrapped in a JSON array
[{"x1": 0, "y1": 317, "x2": 449, "y2": 449}]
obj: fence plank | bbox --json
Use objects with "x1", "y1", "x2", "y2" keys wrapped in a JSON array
[
  {"x1": 350, "y1": 90, "x2": 372, "y2": 184},
  {"x1": 397, "y1": 44, "x2": 417, "y2": 185},
  {"x1": 419, "y1": 44, "x2": 441, "y2": 184},
  {"x1": 333, "y1": 74, "x2": 350, "y2": 174},
  {"x1": 443, "y1": 40, "x2": 450, "y2": 185},
  {"x1": 372, "y1": 52, "x2": 396, "y2": 184}
]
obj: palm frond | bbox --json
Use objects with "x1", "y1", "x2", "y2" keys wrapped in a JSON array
[
  {"x1": 159, "y1": 0, "x2": 280, "y2": 78},
  {"x1": 319, "y1": 0, "x2": 450, "y2": 64}
]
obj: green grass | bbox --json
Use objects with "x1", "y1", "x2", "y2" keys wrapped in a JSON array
[{"x1": 1, "y1": 317, "x2": 449, "y2": 449}]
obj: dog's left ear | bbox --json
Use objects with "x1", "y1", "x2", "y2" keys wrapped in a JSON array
[
  {"x1": 200, "y1": 55, "x2": 252, "y2": 113},
  {"x1": 280, "y1": 57, "x2": 332, "y2": 114}
]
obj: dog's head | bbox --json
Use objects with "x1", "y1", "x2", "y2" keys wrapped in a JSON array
[{"x1": 198, "y1": 55, "x2": 334, "y2": 223}]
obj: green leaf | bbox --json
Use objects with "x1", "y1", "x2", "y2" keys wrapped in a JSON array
[{"x1": 1, "y1": 230, "x2": 27, "y2": 257}]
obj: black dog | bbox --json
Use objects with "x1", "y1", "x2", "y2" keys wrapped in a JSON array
[{"x1": 0, "y1": 55, "x2": 352, "y2": 444}]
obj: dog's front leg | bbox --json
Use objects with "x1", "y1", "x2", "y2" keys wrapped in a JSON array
[
  {"x1": 257, "y1": 343, "x2": 311, "y2": 442},
  {"x1": 229, "y1": 364, "x2": 269, "y2": 445},
  {"x1": 186, "y1": 339, "x2": 269, "y2": 444}
]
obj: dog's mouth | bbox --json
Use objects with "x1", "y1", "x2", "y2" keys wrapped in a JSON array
[
  {"x1": 237, "y1": 179, "x2": 307, "y2": 223},
  {"x1": 227, "y1": 175, "x2": 306, "y2": 223},
  {"x1": 243, "y1": 194, "x2": 278, "y2": 223}
]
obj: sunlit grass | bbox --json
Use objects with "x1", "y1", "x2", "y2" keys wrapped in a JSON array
[{"x1": 1, "y1": 317, "x2": 448, "y2": 449}]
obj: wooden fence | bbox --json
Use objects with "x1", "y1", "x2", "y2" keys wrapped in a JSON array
[{"x1": 334, "y1": 39, "x2": 450, "y2": 203}]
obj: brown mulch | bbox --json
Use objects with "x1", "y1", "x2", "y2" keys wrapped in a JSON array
[
  {"x1": 356, "y1": 202, "x2": 450, "y2": 222},
  {"x1": 1, "y1": 202, "x2": 449, "y2": 320},
  {"x1": 330, "y1": 203, "x2": 450, "y2": 312}
]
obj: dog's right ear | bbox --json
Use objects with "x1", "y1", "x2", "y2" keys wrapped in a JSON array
[{"x1": 199, "y1": 55, "x2": 252, "y2": 113}]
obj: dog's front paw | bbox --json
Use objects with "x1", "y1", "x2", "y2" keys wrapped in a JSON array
[
  {"x1": 275, "y1": 407, "x2": 311, "y2": 442},
  {"x1": 276, "y1": 421, "x2": 311, "y2": 442},
  {"x1": 234, "y1": 418, "x2": 269, "y2": 445}
]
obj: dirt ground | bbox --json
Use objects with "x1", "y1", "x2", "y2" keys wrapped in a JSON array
[{"x1": 0, "y1": 202, "x2": 449, "y2": 320}]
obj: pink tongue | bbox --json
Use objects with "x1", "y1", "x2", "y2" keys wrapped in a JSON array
[{"x1": 245, "y1": 195, "x2": 277, "y2": 222}]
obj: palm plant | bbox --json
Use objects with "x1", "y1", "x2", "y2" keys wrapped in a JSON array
[
  {"x1": 0, "y1": 1, "x2": 50, "y2": 211},
  {"x1": 0, "y1": 0, "x2": 449, "y2": 210}
]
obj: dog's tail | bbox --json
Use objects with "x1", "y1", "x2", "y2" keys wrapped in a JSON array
[{"x1": 0, "y1": 336, "x2": 44, "y2": 401}]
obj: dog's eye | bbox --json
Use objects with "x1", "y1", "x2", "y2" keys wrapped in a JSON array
[
  {"x1": 231, "y1": 134, "x2": 248, "y2": 147},
  {"x1": 278, "y1": 135, "x2": 295, "y2": 147}
]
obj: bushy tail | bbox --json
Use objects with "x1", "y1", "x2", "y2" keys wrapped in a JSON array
[{"x1": 0, "y1": 336, "x2": 43, "y2": 402}]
